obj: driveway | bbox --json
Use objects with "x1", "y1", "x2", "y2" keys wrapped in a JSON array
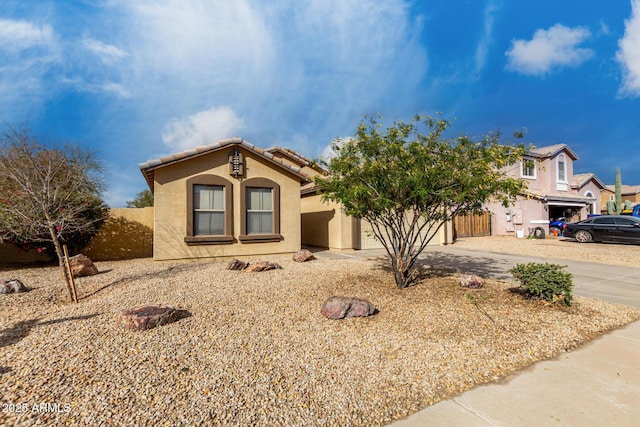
[{"x1": 312, "y1": 244, "x2": 640, "y2": 309}]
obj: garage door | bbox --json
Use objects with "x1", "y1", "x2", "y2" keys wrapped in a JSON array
[{"x1": 356, "y1": 218, "x2": 441, "y2": 250}]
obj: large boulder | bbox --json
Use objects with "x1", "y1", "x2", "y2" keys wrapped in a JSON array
[
  {"x1": 226, "y1": 258, "x2": 248, "y2": 271},
  {"x1": 292, "y1": 249, "x2": 316, "y2": 263},
  {"x1": 321, "y1": 296, "x2": 377, "y2": 320},
  {"x1": 1, "y1": 279, "x2": 28, "y2": 294},
  {"x1": 244, "y1": 261, "x2": 282, "y2": 272},
  {"x1": 459, "y1": 274, "x2": 485, "y2": 289},
  {"x1": 116, "y1": 304, "x2": 182, "y2": 331},
  {"x1": 69, "y1": 254, "x2": 99, "y2": 277}
]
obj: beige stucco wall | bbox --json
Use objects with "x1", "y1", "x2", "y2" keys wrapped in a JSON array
[
  {"x1": 84, "y1": 207, "x2": 154, "y2": 260},
  {"x1": 0, "y1": 207, "x2": 154, "y2": 263},
  {"x1": 300, "y1": 194, "x2": 354, "y2": 250},
  {"x1": 152, "y1": 148, "x2": 301, "y2": 260}
]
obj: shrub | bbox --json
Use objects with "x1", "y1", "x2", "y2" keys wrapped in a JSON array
[{"x1": 509, "y1": 263, "x2": 573, "y2": 306}]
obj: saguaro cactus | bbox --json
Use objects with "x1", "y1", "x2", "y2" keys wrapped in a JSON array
[{"x1": 615, "y1": 168, "x2": 622, "y2": 214}]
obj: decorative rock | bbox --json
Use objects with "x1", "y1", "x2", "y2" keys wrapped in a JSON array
[
  {"x1": 69, "y1": 254, "x2": 99, "y2": 277},
  {"x1": 226, "y1": 258, "x2": 248, "y2": 271},
  {"x1": 116, "y1": 304, "x2": 181, "y2": 331},
  {"x1": 1, "y1": 279, "x2": 28, "y2": 294},
  {"x1": 320, "y1": 296, "x2": 377, "y2": 320},
  {"x1": 292, "y1": 249, "x2": 316, "y2": 263},
  {"x1": 244, "y1": 261, "x2": 282, "y2": 272},
  {"x1": 459, "y1": 274, "x2": 485, "y2": 289}
]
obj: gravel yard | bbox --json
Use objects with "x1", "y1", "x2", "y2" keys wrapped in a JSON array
[{"x1": 1, "y1": 245, "x2": 639, "y2": 426}]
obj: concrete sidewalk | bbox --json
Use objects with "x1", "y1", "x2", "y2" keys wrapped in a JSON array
[{"x1": 389, "y1": 320, "x2": 640, "y2": 427}]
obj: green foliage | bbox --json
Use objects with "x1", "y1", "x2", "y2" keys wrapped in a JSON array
[
  {"x1": 316, "y1": 113, "x2": 528, "y2": 288},
  {"x1": 126, "y1": 189, "x2": 154, "y2": 208},
  {"x1": 615, "y1": 168, "x2": 622, "y2": 214},
  {"x1": 606, "y1": 200, "x2": 616, "y2": 215},
  {"x1": 509, "y1": 263, "x2": 573, "y2": 306}
]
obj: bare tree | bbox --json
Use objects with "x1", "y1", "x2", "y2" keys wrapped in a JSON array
[{"x1": 0, "y1": 124, "x2": 108, "y2": 301}]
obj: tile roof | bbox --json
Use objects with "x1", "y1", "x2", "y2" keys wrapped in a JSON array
[
  {"x1": 570, "y1": 173, "x2": 606, "y2": 190},
  {"x1": 139, "y1": 137, "x2": 311, "y2": 191},
  {"x1": 523, "y1": 189, "x2": 596, "y2": 202},
  {"x1": 528, "y1": 144, "x2": 578, "y2": 160},
  {"x1": 604, "y1": 184, "x2": 640, "y2": 194}
]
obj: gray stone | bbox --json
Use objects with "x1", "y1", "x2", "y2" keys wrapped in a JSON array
[{"x1": 1, "y1": 279, "x2": 27, "y2": 294}]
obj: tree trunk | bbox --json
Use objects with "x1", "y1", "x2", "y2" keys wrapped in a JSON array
[
  {"x1": 391, "y1": 255, "x2": 410, "y2": 288},
  {"x1": 48, "y1": 225, "x2": 74, "y2": 302}
]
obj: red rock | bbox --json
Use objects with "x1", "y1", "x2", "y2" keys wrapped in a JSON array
[
  {"x1": 292, "y1": 249, "x2": 316, "y2": 263},
  {"x1": 226, "y1": 258, "x2": 248, "y2": 270},
  {"x1": 459, "y1": 274, "x2": 485, "y2": 289},
  {"x1": 69, "y1": 254, "x2": 98, "y2": 277},
  {"x1": 244, "y1": 261, "x2": 282, "y2": 272},
  {"x1": 321, "y1": 296, "x2": 377, "y2": 319},
  {"x1": 116, "y1": 304, "x2": 180, "y2": 331}
]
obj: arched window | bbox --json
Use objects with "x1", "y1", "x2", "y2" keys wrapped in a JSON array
[
  {"x1": 557, "y1": 154, "x2": 566, "y2": 182},
  {"x1": 584, "y1": 190, "x2": 595, "y2": 215},
  {"x1": 184, "y1": 175, "x2": 233, "y2": 244}
]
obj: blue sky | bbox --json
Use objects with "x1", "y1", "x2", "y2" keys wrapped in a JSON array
[{"x1": 1, "y1": 0, "x2": 639, "y2": 207}]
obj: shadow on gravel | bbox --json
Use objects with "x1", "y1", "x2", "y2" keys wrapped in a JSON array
[
  {"x1": 371, "y1": 251, "x2": 517, "y2": 283},
  {"x1": 0, "y1": 313, "x2": 101, "y2": 348},
  {"x1": 0, "y1": 366, "x2": 11, "y2": 377}
]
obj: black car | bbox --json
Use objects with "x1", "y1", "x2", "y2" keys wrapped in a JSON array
[{"x1": 563, "y1": 215, "x2": 640, "y2": 244}]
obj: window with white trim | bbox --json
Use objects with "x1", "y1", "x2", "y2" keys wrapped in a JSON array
[
  {"x1": 557, "y1": 154, "x2": 566, "y2": 182},
  {"x1": 521, "y1": 157, "x2": 536, "y2": 179}
]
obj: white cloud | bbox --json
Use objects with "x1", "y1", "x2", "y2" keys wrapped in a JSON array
[
  {"x1": 82, "y1": 38, "x2": 128, "y2": 64},
  {"x1": 161, "y1": 106, "x2": 245, "y2": 151},
  {"x1": 616, "y1": 0, "x2": 640, "y2": 97},
  {"x1": 320, "y1": 137, "x2": 352, "y2": 161},
  {"x1": 474, "y1": 1, "x2": 501, "y2": 76},
  {"x1": 505, "y1": 24, "x2": 594, "y2": 76},
  {"x1": 0, "y1": 18, "x2": 54, "y2": 53}
]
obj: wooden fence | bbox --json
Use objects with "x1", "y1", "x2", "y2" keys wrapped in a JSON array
[{"x1": 453, "y1": 212, "x2": 491, "y2": 238}]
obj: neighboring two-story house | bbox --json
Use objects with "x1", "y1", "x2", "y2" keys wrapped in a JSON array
[{"x1": 486, "y1": 144, "x2": 606, "y2": 237}]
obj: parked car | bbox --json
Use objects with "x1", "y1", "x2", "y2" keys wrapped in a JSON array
[
  {"x1": 549, "y1": 217, "x2": 567, "y2": 236},
  {"x1": 563, "y1": 215, "x2": 640, "y2": 244}
]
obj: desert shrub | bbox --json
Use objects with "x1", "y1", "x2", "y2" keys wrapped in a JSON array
[{"x1": 509, "y1": 263, "x2": 573, "y2": 306}]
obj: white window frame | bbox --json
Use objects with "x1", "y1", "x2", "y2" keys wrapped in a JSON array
[
  {"x1": 521, "y1": 157, "x2": 537, "y2": 179},
  {"x1": 193, "y1": 184, "x2": 225, "y2": 236}
]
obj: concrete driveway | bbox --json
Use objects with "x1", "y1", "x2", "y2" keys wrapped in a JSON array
[{"x1": 312, "y1": 244, "x2": 640, "y2": 309}]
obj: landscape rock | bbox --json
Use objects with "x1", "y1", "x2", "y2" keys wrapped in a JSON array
[
  {"x1": 459, "y1": 274, "x2": 485, "y2": 289},
  {"x1": 292, "y1": 249, "x2": 316, "y2": 263},
  {"x1": 1, "y1": 279, "x2": 28, "y2": 294},
  {"x1": 69, "y1": 254, "x2": 99, "y2": 277},
  {"x1": 244, "y1": 261, "x2": 282, "y2": 272},
  {"x1": 321, "y1": 296, "x2": 377, "y2": 320},
  {"x1": 226, "y1": 258, "x2": 248, "y2": 271},
  {"x1": 116, "y1": 304, "x2": 182, "y2": 331}
]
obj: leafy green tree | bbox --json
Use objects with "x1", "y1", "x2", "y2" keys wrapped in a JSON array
[
  {"x1": 317, "y1": 114, "x2": 527, "y2": 288},
  {"x1": 126, "y1": 189, "x2": 154, "y2": 208},
  {"x1": 0, "y1": 124, "x2": 108, "y2": 301}
]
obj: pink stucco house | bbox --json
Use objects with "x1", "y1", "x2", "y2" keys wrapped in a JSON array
[{"x1": 486, "y1": 144, "x2": 606, "y2": 237}]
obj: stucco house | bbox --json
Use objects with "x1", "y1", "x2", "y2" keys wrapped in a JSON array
[
  {"x1": 139, "y1": 138, "x2": 311, "y2": 261},
  {"x1": 139, "y1": 138, "x2": 453, "y2": 260},
  {"x1": 600, "y1": 184, "x2": 640, "y2": 212},
  {"x1": 486, "y1": 144, "x2": 605, "y2": 237}
]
